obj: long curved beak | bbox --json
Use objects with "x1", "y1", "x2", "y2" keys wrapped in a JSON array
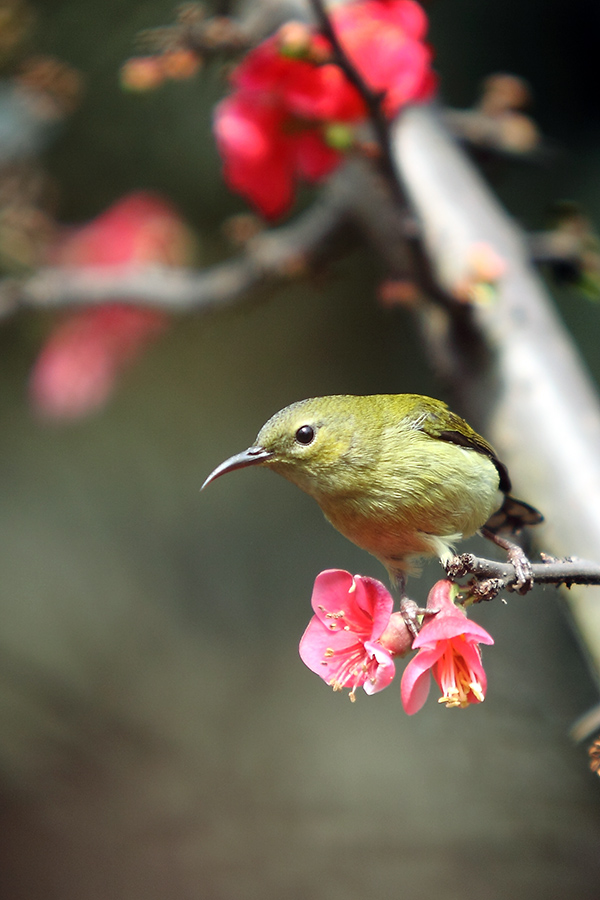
[{"x1": 201, "y1": 446, "x2": 273, "y2": 490}]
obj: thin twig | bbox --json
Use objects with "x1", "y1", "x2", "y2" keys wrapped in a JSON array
[
  {"x1": 442, "y1": 108, "x2": 544, "y2": 159},
  {"x1": 306, "y1": 0, "x2": 399, "y2": 195},
  {"x1": 446, "y1": 553, "x2": 600, "y2": 595},
  {"x1": 527, "y1": 230, "x2": 586, "y2": 266}
]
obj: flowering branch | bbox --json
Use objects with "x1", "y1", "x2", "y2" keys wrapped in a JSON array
[
  {"x1": 135, "y1": 8, "x2": 249, "y2": 59},
  {"x1": 0, "y1": 162, "x2": 574, "y2": 321}
]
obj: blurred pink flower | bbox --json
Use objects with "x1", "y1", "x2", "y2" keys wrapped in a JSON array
[
  {"x1": 214, "y1": 37, "x2": 361, "y2": 219},
  {"x1": 30, "y1": 305, "x2": 167, "y2": 419},
  {"x1": 332, "y1": 0, "x2": 437, "y2": 117},
  {"x1": 214, "y1": 1, "x2": 436, "y2": 218},
  {"x1": 299, "y1": 569, "x2": 411, "y2": 700},
  {"x1": 230, "y1": 35, "x2": 363, "y2": 123},
  {"x1": 29, "y1": 192, "x2": 193, "y2": 420},
  {"x1": 49, "y1": 191, "x2": 193, "y2": 268},
  {"x1": 214, "y1": 93, "x2": 344, "y2": 220},
  {"x1": 401, "y1": 580, "x2": 494, "y2": 715}
]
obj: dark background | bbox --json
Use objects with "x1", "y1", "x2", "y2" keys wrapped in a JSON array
[{"x1": 0, "y1": 1, "x2": 599, "y2": 897}]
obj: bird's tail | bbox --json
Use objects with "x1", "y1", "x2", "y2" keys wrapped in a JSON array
[{"x1": 484, "y1": 495, "x2": 544, "y2": 534}]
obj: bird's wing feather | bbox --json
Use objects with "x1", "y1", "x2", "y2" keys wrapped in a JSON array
[{"x1": 416, "y1": 403, "x2": 512, "y2": 493}]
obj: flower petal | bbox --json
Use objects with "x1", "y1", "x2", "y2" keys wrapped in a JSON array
[
  {"x1": 299, "y1": 613, "x2": 363, "y2": 679},
  {"x1": 363, "y1": 641, "x2": 396, "y2": 694},
  {"x1": 400, "y1": 645, "x2": 444, "y2": 714},
  {"x1": 332, "y1": 0, "x2": 436, "y2": 113},
  {"x1": 309, "y1": 569, "x2": 393, "y2": 636},
  {"x1": 293, "y1": 130, "x2": 342, "y2": 182},
  {"x1": 444, "y1": 637, "x2": 488, "y2": 701},
  {"x1": 413, "y1": 612, "x2": 495, "y2": 648},
  {"x1": 214, "y1": 98, "x2": 273, "y2": 164},
  {"x1": 353, "y1": 576, "x2": 394, "y2": 640},
  {"x1": 214, "y1": 97, "x2": 296, "y2": 218},
  {"x1": 300, "y1": 570, "x2": 395, "y2": 693},
  {"x1": 310, "y1": 570, "x2": 363, "y2": 627}
]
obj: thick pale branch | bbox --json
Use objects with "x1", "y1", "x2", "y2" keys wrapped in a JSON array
[{"x1": 392, "y1": 106, "x2": 600, "y2": 684}]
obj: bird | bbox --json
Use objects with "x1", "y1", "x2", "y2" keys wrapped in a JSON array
[{"x1": 202, "y1": 394, "x2": 542, "y2": 591}]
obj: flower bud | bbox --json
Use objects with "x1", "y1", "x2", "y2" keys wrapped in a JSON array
[
  {"x1": 323, "y1": 122, "x2": 355, "y2": 151},
  {"x1": 379, "y1": 612, "x2": 413, "y2": 658},
  {"x1": 277, "y1": 21, "x2": 312, "y2": 58}
]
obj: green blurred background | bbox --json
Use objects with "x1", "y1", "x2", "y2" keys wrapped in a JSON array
[{"x1": 1, "y1": 1, "x2": 599, "y2": 897}]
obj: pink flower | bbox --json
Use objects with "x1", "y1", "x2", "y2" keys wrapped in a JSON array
[
  {"x1": 230, "y1": 37, "x2": 363, "y2": 123},
  {"x1": 331, "y1": 0, "x2": 437, "y2": 117},
  {"x1": 214, "y1": 2, "x2": 436, "y2": 218},
  {"x1": 214, "y1": 93, "x2": 342, "y2": 220},
  {"x1": 29, "y1": 192, "x2": 193, "y2": 419},
  {"x1": 299, "y1": 569, "x2": 412, "y2": 700},
  {"x1": 214, "y1": 37, "x2": 361, "y2": 219},
  {"x1": 401, "y1": 580, "x2": 494, "y2": 715},
  {"x1": 47, "y1": 191, "x2": 193, "y2": 267}
]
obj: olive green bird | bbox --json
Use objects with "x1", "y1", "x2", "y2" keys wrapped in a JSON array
[{"x1": 202, "y1": 394, "x2": 542, "y2": 588}]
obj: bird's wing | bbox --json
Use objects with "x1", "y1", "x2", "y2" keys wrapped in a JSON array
[{"x1": 417, "y1": 404, "x2": 512, "y2": 493}]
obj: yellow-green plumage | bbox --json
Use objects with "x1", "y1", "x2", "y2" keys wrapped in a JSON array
[{"x1": 203, "y1": 394, "x2": 542, "y2": 583}]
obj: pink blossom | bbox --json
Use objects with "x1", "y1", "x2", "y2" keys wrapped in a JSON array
[
  {"x1": 401, "y1": 580, "x2": 494, "y2": 715},
  {"x1": 214, "y1": 93, "x2": 342, "y2": 220},
  {"x1": 214, "y1": 37, "x2": 361, "y2": 219},
  {"x1": 331, "y1": 0, "x2": 437, "y2": 117},
  {"x1": 214, "y1": 2, "x2": 436, "y2": 218},
  {"x1": 230, "y1": 37, "x2": 363, "y2": 123},
  {"x1": 299, "y1": 569, "x2": 412, "y2": 700},
  {"x1": 30, "y1": 192, "x2": 192, "y2": 420},
  {"x1": 47, "y1": 192, "x2": 193, "y2": 267}
]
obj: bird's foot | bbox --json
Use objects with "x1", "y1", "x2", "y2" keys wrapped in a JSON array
[
  {"x1": 400, "y1": 596, "x2": 438, "y2": 640},
  {"x1": 481, "y1": 527, "x2": 534, "y2": 594}
]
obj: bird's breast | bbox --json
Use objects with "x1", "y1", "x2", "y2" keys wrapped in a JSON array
[{"x1": 314, "y1": 442, "x2": 502, "y2": 565}]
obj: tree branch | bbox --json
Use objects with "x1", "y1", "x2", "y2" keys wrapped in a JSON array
[
  {"x1": 0, "y1": 197, "x2": 349, "y2": 317},
  {"x1": 306, "y1": 0, "x2": 399, "y2": 194},
  {"x1": 446, "y1": 553, "x2": 600, "y2": 597},
  {"x1": 442, "y1": 107, "x2": 543, "y2": 159},
  {"x1": 392, "y1": 106, "x2": 600, "y2": 684}
]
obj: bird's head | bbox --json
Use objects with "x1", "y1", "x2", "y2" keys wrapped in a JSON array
[{"x1": 202, "y1": 396, "x2": 376, "y2": 497}]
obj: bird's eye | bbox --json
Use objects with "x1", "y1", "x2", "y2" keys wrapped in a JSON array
[{"x1": 295, "y1": 424, "x2": 315, "y2": 445}]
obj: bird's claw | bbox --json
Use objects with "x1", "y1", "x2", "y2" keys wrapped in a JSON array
[
  {"x1": 400, "y1": 596, "x2": 438, "y2": 639},
  {"x1": 481, "y1": 526, "x2": 534, "y2": 594},
  {"x1": 506, "y1": 543, "x2": 534, "y2": 594}
]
